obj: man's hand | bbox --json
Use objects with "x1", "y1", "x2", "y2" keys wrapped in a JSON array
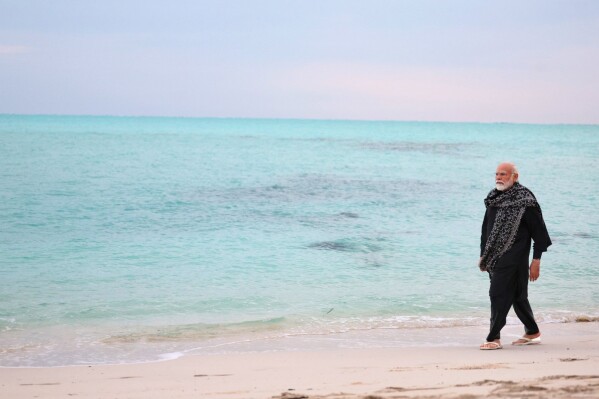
[{"x1": 529, "y1": 259, "x2": 541, "y2": 282}]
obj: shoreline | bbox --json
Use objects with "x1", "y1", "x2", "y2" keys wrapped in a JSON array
[
  {"x1": 3, "y1": 316, "x2": 598, "y2": 368},
  {"x1": 2, "y1": 322, "x2": 598, "y2": 399}
]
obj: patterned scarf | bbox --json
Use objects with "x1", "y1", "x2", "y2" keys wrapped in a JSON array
[{"x1": 479, "y1": 182, "x2": 539, "y2": 273}]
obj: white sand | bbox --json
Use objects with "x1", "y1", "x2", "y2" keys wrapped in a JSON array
[{"x1": 2, "y1": 322, "x2": 598, "y2": 399}]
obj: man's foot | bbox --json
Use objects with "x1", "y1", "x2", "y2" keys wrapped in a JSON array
[
  {"x1": 512, "y1": 333, "x2": 541, "y2": 346},
  {"x1": 480, "y1": 340, "x2": 503, "y2": 350}
]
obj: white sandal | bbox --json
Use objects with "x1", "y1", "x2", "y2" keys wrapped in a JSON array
[
  {"x1": 480, "y1": 341, "x2": 503, "y2": 350},
  {"x1": 512, "y1": 336, "x2": 541, "y2": 346}
]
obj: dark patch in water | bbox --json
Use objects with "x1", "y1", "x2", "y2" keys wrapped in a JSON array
[
  {"x1": 308, "y1": 240, "x2": 382, "y2": 253},
  {"x1": 309, "y1": 241, "x2": 354, "y2": 252},
  {"x1": 359, "y1": 141, "x2": 471, "y2": 155},
  {"x1": 573, "y1": 232, "x2": 594, "y2": 239},
  {"x1": 187, "y1": 174, "x2": 437, "y2": 209},
  {"x1": 338, "y1": 212, "x2": 359, "y2": 218}
]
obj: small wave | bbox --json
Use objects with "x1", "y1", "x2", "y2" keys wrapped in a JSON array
[
  {"x1": 534, "y1": 311, "x2": 599, "y2": 324},
  {"x1": 0, "y1": 317, "x2": 18, "y2": 332},
  {"x1": 302, "y1": 315, "x2": 489, "y2": 333},
  {"x1": 157, "y1": 352, "x2": 184, "y2": 361},
  {"x1": 102, "y1": 317, "x2": 288, "y2": 344},
  {"x1": 0, "y1": 344, "x2": 40, "y2": 355},
  {"x1": 575, "y1": 316, "x2": 599, "y2": 323}
]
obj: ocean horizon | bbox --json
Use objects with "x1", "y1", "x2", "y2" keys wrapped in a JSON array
[{"x1": 1, "y1": 114, "x2": 598, "y2": 367}]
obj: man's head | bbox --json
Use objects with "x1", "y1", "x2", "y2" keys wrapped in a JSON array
[{"x1": 495, "y1": 162, "x2": 519, "y2": 191}]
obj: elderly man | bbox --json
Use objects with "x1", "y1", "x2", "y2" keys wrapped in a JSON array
[{"x1": 479, "y1": 162, "x2": 552, "y2": 350}]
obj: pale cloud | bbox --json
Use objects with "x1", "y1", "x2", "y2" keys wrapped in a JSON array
[
  {"x1": 0, "y1": 45, "x2": 31, "y2": 55},
  {"x1": 280, "y1": 62, "x2": 492, "y2": 101},
  {"x1": 271, "y1": 61, "x2": 599, "y2": 123}
]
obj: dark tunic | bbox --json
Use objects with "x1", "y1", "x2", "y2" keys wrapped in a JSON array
[{"x1": 481, "y1": 206, "x2": 552, "y2": 265}]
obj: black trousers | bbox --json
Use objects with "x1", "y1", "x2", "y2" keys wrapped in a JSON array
[{"x1": 486, "y1": 261, "x2": 540, "y2": 342}]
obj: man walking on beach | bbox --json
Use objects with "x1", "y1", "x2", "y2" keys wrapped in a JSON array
[{"x1": 479, "y1": 162, "x2": 552, "y2": 350}]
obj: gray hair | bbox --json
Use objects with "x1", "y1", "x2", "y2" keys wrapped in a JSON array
[{"x1": 504, "y1": 162, "x2": 519, "y2": 180}]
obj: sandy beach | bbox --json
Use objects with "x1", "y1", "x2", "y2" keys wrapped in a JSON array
[{"x1": 2, "y1": 322, "x2": 598, "y2": 399}]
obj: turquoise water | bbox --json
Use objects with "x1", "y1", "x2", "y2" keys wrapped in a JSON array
[{"x1": 1, "y1": 115, "x2": 598, "y2": 366}]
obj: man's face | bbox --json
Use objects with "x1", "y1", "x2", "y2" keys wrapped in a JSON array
[{"x1": 495, "y1": 166, "x2": 515, "y2": 191}]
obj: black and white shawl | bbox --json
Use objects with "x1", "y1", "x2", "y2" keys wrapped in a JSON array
[{"x1": 479, "y1": 182, "x2": 539, "y2": 273}]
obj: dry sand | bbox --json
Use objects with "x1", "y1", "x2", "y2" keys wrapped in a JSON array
[{"x1": 2, "y1": 322, "x2": 598, "y2": 399}]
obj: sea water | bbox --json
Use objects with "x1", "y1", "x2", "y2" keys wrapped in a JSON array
[{"x1": 1, "y1": 115, "x2": 598, "y2": 366}]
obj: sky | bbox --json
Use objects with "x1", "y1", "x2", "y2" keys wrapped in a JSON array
[{"x1": 1, "y1": 0, "x2": 599, "y2": 124}]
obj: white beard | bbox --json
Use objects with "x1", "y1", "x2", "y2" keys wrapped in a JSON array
[{"x1": 496, "y1": 180, "x2": 514, "y2": 191}]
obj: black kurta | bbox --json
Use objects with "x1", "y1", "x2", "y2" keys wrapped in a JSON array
[{"x1": 480, "y1": 206, "x2": 552, "y2": 341}]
